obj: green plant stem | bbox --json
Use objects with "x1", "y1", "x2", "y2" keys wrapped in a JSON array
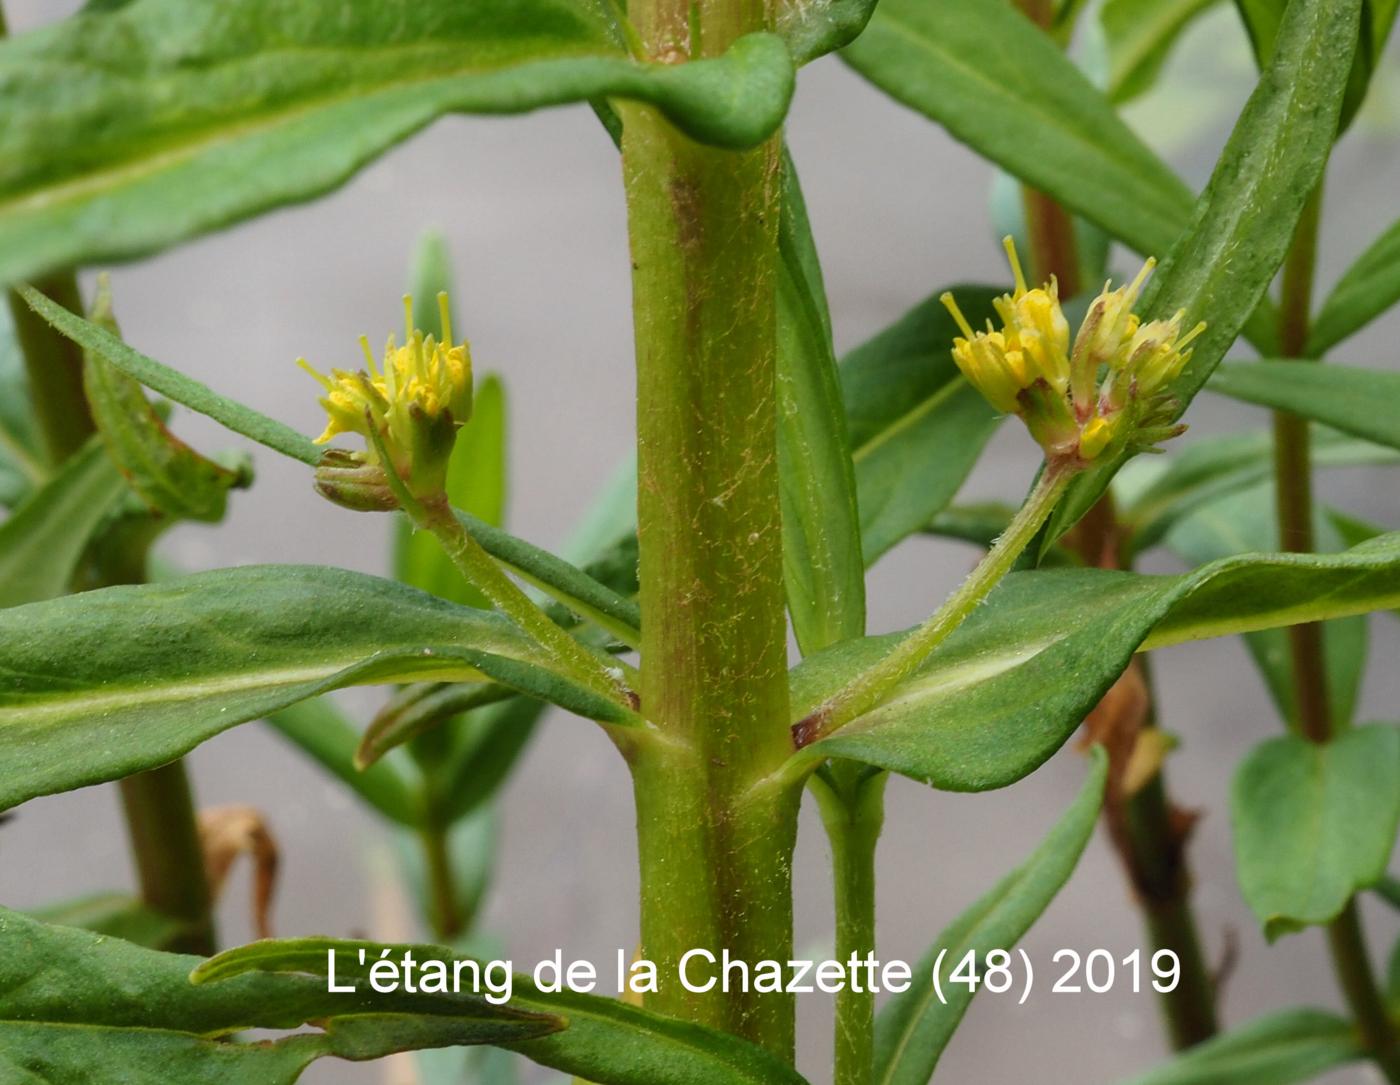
[
  {"x1": 5, "y1": 261, "x2": 217, "y2": 953},
  {"x1": 812, "y1": 768, "x2": 886, "y2": 1085},
  {"x1": 796, "y1": 466, "x2": 1072, "y2": 747},
  {"x1": 619, "y1": 0, "x2": 796, "y2": 1057},
  {"x1": 415, "y1": 496, "x2": 635, "y2": 713},
  {"x1": 118, "y1": 763, "x2": 215, "y2": 954},
  {"x1": 6, "y1": 274, "x2": 93, "y2": 466},
  {"x1": 1273, "y1": 180, "x2": 1400, "y2": 1082},
  {"x1": 419, "y1": 821, "x2": 464, "y2": 939}
]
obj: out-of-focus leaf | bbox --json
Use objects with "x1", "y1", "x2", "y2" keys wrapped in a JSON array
[
  {"x1": 0, "y1": 298, "x2": 43, "y2": 507},
  {"x1": 439, "y1": 695, "x2": 546, "y2": 825},
  {"x1": 263, "y1": 695, "x2": 423, "y2": 827},
  {"x1": 1102, "y1": 0, "x2": 1224, "y2": 103},
  {"x1": 1047, "y1": 0, "x2": 1362, "y2": 548},
  {"x1": 398, "y1": 376, "x2": 507, "y2": 607},
  {"x1": 843, "y1": 0, "x2": 1195, "y2": 260},
  {"x1": 27, "y1": 892, "x2": 191, "y2": 951},
  {"x1": 0, "y1": 0, "x2": 795, "y2": 284},
  {"x1": 777, "y1": 151, "x2": 865, "y2": 653},
  {"x1": 16, "y1": 287, "x2": 643, "y2": 646},
  {"x1": 1208, "y1": 361, "x2": 1400, "y2": 451},
  {"x1": 0, "y1": 438, "x2": 124, "y2": 608},
  {"x1": 1310, "y1": 215, "x2": 1400, "y2": 354},
  {"x1": 843, "y1": 288, "x2": 1004, "y2": 564},
  {"x1": 873, "y1": 748, "x2": 1106, "y2": 1083},
  {"x1": 787, "y1": 531, "x2": 1400, "y2": 791},
  {"x1": 1232, "y1": 725, "x2": 1400, "y2": 939},
  {"x1": 1166, "y1": 483, "x2": 1366, "y2": 729},
  {"x1": 0, "y1": 564, "x2": 634, "y2": 811},
  {"x1": 196, "y1": 937, "x2": 812, "y2": 1085},
  {"x1": 358, "y1": 681, "x2": 514, "y2": 769},
  {"x1": 1116, "y1": 427, "x2": 1399, "y2": 556},
  {"x1": 1117, "y1": 1007, "x2": 1361, "y2": 1085}
]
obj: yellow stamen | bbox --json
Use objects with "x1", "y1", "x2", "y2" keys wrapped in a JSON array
[
  {"x1": 940, "y1": 292, "x2": 976, "y2": 339},
  {"x1": 1003, "y1": 235, "x2": 1028, "y2": 296},
  {"x1": 437, "y1": 292, "x2": 453, "y2": 347}
]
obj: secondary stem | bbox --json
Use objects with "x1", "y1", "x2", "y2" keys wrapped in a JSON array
[
  {"x1": 1273, "y1": 180, "x2": 1400, "y2": 1081},
  {"x1": 7, "y1": 269, "x2": 216, "y2": 952},
  {"x1": 796, "y1": 466, "x2": 1071, "y2": 747},
  {"x1": 620, "y1": 0, "x2": 796, "y2": 1056},
  {"x1": 812, "y1": 768, "x2": 886, "y2": 1085},
  {"x1": 416, "y1": 498, "x2": 635, "y2": 714}
]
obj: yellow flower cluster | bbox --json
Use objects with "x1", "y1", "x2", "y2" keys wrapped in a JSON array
[
  {"x1": 300, "y1": 294, "x2": 472, "y2": 501},
  {"x1": 941, "y1": 239, "x2": 1204, "y2": 465}
]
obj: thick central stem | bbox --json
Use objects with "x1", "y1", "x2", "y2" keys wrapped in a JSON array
[{"x1": 620, "y1": 0, "x2": 796, "y2": 1057}]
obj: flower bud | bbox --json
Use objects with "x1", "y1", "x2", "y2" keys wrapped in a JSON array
[
  {"x1": 942, "y1": 240, "x2": 1202, "y2": 469},
  {"x1": 300, "y1": 293, "x2": 473, "y2": 503}
]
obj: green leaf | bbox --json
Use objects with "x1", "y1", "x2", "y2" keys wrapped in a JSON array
[
  {"x1": 439, "y1": 695, "x2": 546, "y2": 825},
  {"x1": 1047, "y1": 0, "x2": 1362, "y2": 548},
  {"x1": 27, "y1": 892, "x2": 193, "y2": 951},
  {"x1": 1102, "y1": 0, "x2": 1225, "y2": 103},
  {"x1": 1232, "y1": 725, "x2": 1400, "y2": 939},
  {"x1": 777, "y1": 151, "x2": 865, "y2": 653},
  {"x1": 779, "y1": 0, "x2": 880, "y2": 65},
  {"x1": 0, "y1": 438, "x2": 125, "y2": 608},
  {"x1": 1116, "y1": 426, "x2": 1398, "y2": 556},
  {"x1": 842, "y1": 0, "x2": 1196, "y2": 261},
  {"x1": 1209, "y1": 360, "x2": 1400, "y2": 452},
  {"x1": 395, "y1": 235, "x2": 507, "y2": 609},
  {"x1": 1310, "y1": 215, "x2": 1400, "y2": 355},
  {"x1": 358, "y1": 681, "x2": 515, "y2": 769},
  {"x1": 0, "y1": 1, "x2": 795, "y2": 284},
  {"x1": 398, "y1": 376, "x2": 508, "y2": 607},
  {"x1": 1165, "y1": 483, "x2": 1367, "y2": 729},
  {"x1": 16, "y1": 285, "x2": 643, "y2": 646},
  {"x1": 195, "y1": 937, "x2": 812, "y2": 1085},
  {"x1": 83, "y1": 281, "x2": 252, "y2": 523},
  {"x1": 263, "y1": 695, "x2": 424, "y2": 827},
  {"x1": 873, "y1": 748, "x2": 1107, "y2": 1083},
  {"x1": 0, "y1": 906, "x2": 558, "y2": 1083},
  {"x1": 843, "y1": 288, "x2": 1004, "y2": 564},
  {"x1": 1117, "y1": 1007, "x2": 1360, "y2": 1085},
  {"x1": 0, "y1": 297, "x2": 43, "y2": 507},
  {"x1": 0, "y1": 564, "x2": 633, "y2": 811},
  {"x1": 789, "y1": 531, "x2": 1400, "y2": 791}
]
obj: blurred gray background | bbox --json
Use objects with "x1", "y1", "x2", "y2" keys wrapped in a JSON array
[{"x1": 4, "y1": 2, "x2": 1399, "y2": 1082}]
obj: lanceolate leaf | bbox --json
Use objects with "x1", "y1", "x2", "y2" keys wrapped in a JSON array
[
  {"x1": 873, "y1": 749, "x2": 1107, "y2": 1084},
  {"x1": 263, "y1": 696, "x2": 424, "y2": 828},
  {"x1": 0, "y1": 907, "x2": 557, "y2": 1084},
  {"x1": 1209, "y1": 360, "x2": 1400, "y2": 451},
  {"x1": 842, "y1": 0, "x2": 1195, "y2": 260},
  {"x1": 0, "y1": 564, "x2": 633, "y2": 811},
  {"x1": 777, "y1": 151, "x2": 866, "y2": 653},
  {"x1": 1118, "y1": 1007, "x2": 1361, "y2": 1085},
  {"x1": 0, "y1": 438, "x2": 125, "y2": 608},
  {"x1": 1046, "y1": 0, "x2": 1362, "y2": 548},
  {"x1": 1310, "y1": 215, "x2": 1400, "y2": 354},
  {"x1": 0, "y1": 0, "x2": 795, "y2": 284},
  {"x1": 1115, "y1": 427, "x2": 1398, "y2": 557},
  {"x1": 843, "y1": 287, "x2": 1004, "y2": 564},
  {"x1": 1166, "y1": 483, "x2": 1366, "y2": 729},
  {"x1": 195, "y1": 937, "x2": 811, "y2": 1085},
  {"x1": 1232, "y1": 725, "x2": 1400, "y2": 939},
  {"x1": 0, "y1": 298, "x2": 43, "y2": 507},
  {"x1": 1102, "y1": 0, "x2": 1224, "y2": 104},
  {"x1": 789, "y1": 532, "x2": 1400, "y2": 791},
  {"x1": 16, "y1": 286, "x2": 643, "y2": 646},
  {"x1": 27, "y1": 892, "x2": 193, "y2": 951}
]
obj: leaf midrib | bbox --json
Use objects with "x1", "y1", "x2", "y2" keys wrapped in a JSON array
[{"x1": 0, "y1": 43, "x2": 611, "y2": 219}]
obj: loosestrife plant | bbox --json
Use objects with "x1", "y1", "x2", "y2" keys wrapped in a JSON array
[{"x1": 1, "y1": 0, "x2": 1399, "y2": 1083}]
